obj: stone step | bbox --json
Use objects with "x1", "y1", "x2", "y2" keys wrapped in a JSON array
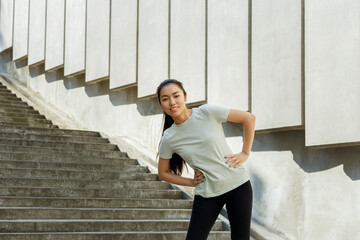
[
  {"x1": 0, "y1": 91, "x2": 18, "y2": 97},
  {"x1": 0, "y1": 177, "x2": 170, "y2": 190},
  {"x1": 0, "y1": 108, "x2": 39, "y2": 115},
  {"x1": 0, "y1": 88, "x2": 13, "y2": 93},
  {"x1": 0, "y1": 232, "x2": 232, "y2": 240},
  {"x1": 0, "y1": 132, "x2": 108, "y2": 144},
  {"x1": 0, "y1": 207, "x2": 192, "y2": 220},
  {"x1": 0, "y1": 120, "x2": 56, "y2": 128},
  {"x1": 0, "y1": 219, "x2": 224, "y2": 232},
  {"x1": 0, "y1": 103, "x2": 34, "y2": 111},
  {"x1": 0, "y1": 160, "x2": 148, "y2": 172},
  {"x1": 0, "y1": 196, "x2": 193, "y2": 209},
  {"x1": 0, "y1": 98, "x2": 30, "y2": 105},
  {"x1": 0, "y1": 116, "x2": 53, "y2": 125},
  {"x1": 0, "y1": 91, "x2": 13, "y2": 97},
  {"x1": 0, "y1": 186, "x2": 182, "y2": 199},
  {"x1": 0, "y1": 125, "x2": 101, "y2": 137},
  {"x1": 0, "y1": 95, "x2": 22, "y2": 101},
  {"x1": 0, "y1": 151, "x2": 137, "y2": 165},
  {"x1": 0, "y1": 111, "x2": 46, "y2": 119},
  {"x1": 0, "y1": 138, "x2": 118, "y2": 151},
  {"x1": 0, "y1": 145, "x2": 127, "y2": 159},
  {"x1": 0, "y1": 167, "x2": 157, "y2": 180}
]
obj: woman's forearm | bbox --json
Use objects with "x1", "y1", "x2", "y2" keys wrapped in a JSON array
[
  {"x1": 159, "y1": 171, "x2": 195, "y2": 187},
  {"x1": 242, "y1": 114, "x2": 256, "y2": 155}
]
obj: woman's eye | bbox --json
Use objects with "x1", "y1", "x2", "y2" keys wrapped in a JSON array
[{"x1": 175, "y1": 95, "x2": 179, "y2": 98}]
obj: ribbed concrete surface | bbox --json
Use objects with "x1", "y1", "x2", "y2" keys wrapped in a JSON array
[
  {"x1": 0, "y1": 81, "x2": 232, "y2": 238},
  {"x1": 0, "y1": 232, "x2": 231, "y2": 240}
]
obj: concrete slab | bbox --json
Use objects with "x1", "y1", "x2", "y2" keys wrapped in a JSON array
[
  {"x1": 64, "y1": 0, "x2": 86, "y2": 77},
  {"x1": 85, "y1": 0, "x2": 110, "y2": 83},
  {"x1": 305, "y1": 0, "x2": 360, "y2": 147},
  {"x1": 170, "y1": 0, "x2": 206, "y2": 104},
  {"x1": 109, "y1": 0, "x2": 138, "y2": 90},
  {"x1": 45, "y1": 0, "x2": 65, "y2": 71},
  {"x1": 252, "y1": 0, "x2": 302, "y2": 130},
  {"x1": 28, "y1": 0, "x2": 46, "y2": 66},
  {"x1": 207, "y1": 0, "x2": 249, "y2": 111},
  {"x1": 12, "y1": 0, "x2": 29, "y2": 61},
  {"x1": 138, "y1": 0, "x2": 169, "y2": 99},
  {"x1": 0, "y1": 0, "x2": 14, "y2": 52}
]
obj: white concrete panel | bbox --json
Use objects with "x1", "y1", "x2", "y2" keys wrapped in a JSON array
[
  {"x1": 109, "y1": 0, "x2": 138, "y2": 90},
  {"x1": 86, "y1": 0, "x2": 110, "y2": 83},
  {"x1": 64, "y1": 0, "x2": 86, "y2": 77},
  {"x1": 207, "y1": 0, "x2": 248, "y2": 111},
  {"x1": 252, "y1": 0, "x2": 302, "y2": 130},
  {"x1": 12, "y1": 0, "x2": 29, "y2": 61},
  {"x1": 45, "y1": 0, "x2": 65, "y2": 71},
  {"x1": 138, "y1": 0, "x2": 168, "y2": 98},
  {"x1": 28, "y1": 0, "x2": 46, "y2": 66},
  {"x1": 305, "y1": 0, "x2": 360, "y2": 147},
  {"x1": 0, "y1": 0, "x2": 14, "y2": 52},
  {"x1": 170, "y1": 0, "x2": 206, "y2": 104}
]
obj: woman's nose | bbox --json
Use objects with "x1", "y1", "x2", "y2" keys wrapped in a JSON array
[{"x1": 169, "y1": 98, "x2": 175, "y2": 106}]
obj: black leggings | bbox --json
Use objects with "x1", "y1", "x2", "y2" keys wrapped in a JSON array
[{"x1": 186, "y1": 180, "x2": 253, "y2": 240}]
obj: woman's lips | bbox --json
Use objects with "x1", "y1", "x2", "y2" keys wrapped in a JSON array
[{"x1": 170, "y1": 107, "x2": 178, "y2": 112}]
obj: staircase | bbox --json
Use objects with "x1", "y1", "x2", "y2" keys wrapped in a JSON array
[{"x1": 0, "y1": 81, "x2": 232, "y2": 239}]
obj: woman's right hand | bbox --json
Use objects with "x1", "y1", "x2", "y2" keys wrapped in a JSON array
[{"x1": 192, "y1": 169, "x2": 204, "y2": 187}]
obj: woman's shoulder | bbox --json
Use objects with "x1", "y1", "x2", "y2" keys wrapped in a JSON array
[
  {"x1": 195, "y1": 104, "x2": 209, "y2": 113},
  {"x1": 196, "y1": 104, "x2": 230, "y2": 122},
  {"x1": 196, "y1": 104, "x2": 225, "y2": 114}
]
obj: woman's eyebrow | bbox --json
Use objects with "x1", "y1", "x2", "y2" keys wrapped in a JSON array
[{"x1": 161, "y1": 91, "x2": 180, "y2": 99}]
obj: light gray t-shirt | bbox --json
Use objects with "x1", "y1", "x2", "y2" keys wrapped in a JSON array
[{"x1": 159, "y1": 104, "x2": 250, "y2": 198}]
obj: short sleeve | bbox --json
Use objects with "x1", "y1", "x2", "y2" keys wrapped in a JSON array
[
  {"x1": 158, "y1": 137, "x2": 173, "y2": 159},
  {"x1": 204, "y1": 104, "x2": 230, "y2": 122}
]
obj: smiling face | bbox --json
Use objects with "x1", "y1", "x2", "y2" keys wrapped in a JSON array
[{"x1": 159, "y1": 83, "x2": 188, "y2": 119}]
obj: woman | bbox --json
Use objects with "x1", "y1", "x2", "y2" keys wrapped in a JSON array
[{"x1": 157, "y1": 79, "x2": 256, "y2": 240}]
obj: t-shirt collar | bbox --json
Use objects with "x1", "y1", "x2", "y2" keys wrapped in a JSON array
[{"x1": 173, "y1": 108, "x2": 196, "y2": 129}]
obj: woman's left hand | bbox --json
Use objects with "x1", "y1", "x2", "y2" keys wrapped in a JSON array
[{"x1": 225, "y1": 152, "x2": 249, "y2": 168}]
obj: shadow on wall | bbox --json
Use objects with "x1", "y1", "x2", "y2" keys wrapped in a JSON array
[
  {"x1": 64, "y1": 73, "x2": 163, "y2": 117},
  {"x1": 108, "y1": 86, "x2": 163, "y2": 116},
  {"x1": 45, "y1": 68, "x2": 65, "y2": 83},
  {"x1": 0, "y1": 50, "x2": 11, "y2": 73},
  {"x1": 15, "y1": 58, "x2": 27, "y2": 69},
  {"x1": 29, "y1": 63, "x2": 45, "y2": 78},
  {"x1": 0, "y1": 30, "x2": 3, "y2": 49},
  {"x1": 63, "y1": 74, "x2": 85, "y2": 90},
  {"x1": 237, "y1": 128, "x2": 360, "y2": 181}
]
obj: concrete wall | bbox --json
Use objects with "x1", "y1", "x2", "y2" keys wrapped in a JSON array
[
  {"x1": 109, "y1": 0, "x2": 138, "y2": 90},
  {"x1": 64, "y1": 0, "x2": 86, "y2": 77},
  {"x1": 207, "y1": 0, "x2": 249, "y2": 110},
  {"x1": 85, "y1": 0, "x2": 110, "y2": 83},
  {"x1": 28, "y1": 0, "x2": 46, "y2": 66},
  {"x1": 1, "y1": 1, "x2": 360, "y2": 239},
  {"x1": 12, "y1": 0, "x2": 29, "y2": 61},
  {"x1": 170, "y1": 0, "x2": 206, "y2": 104},
  {"x1": 252, "y1": 0, "x2": 302, "y2": 131},
  {"x1": 137, "y1": 0, "x2": 168, "y2": 99},
  {"x1": 0, "y1": 0, "x2": 14, "y2": 52},
  {"x1": 45, "y1": 0, "x2": 65, "y2": 72},
  {"x1": 305, "y1": 0, "x2": 360, "y2": 147}
]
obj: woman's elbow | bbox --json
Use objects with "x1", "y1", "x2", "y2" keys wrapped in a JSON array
[
  {"x1": 246, "y1": 113, "x2": 256, "y2": 124},
  {"x1": 158, "y1": 170, "x2": 166, "y2": 181},
  {"x1": 250, "y1": 113, "x2": 256, "y2": 122}
]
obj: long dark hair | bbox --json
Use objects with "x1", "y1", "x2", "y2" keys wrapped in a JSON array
[{"x1": 157, "y1": 79, "x2": 187, "y2": 175}]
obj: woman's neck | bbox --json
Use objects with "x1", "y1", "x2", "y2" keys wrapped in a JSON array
[{"x1": 174, "y1": 109, "x2": 192, "y2": 125}]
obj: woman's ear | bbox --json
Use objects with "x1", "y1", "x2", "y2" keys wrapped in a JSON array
[{"x1": 184, "y1": 94, "x2": 187, "y2": 102}]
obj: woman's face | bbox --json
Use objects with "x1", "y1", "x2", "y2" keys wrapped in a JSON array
[{"x1": 159, "y1": 83, "x2": 187, "y2": 118}]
